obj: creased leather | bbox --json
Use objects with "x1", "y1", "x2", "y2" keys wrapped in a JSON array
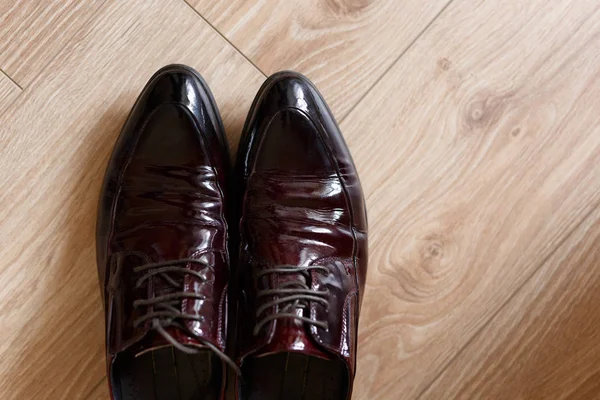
[
  {"x1": 234, "y1": 71, "x2": 368, "y2": 399},
  {"x1": 96, "y1": 65, "x2": 231, "y2": 398}
]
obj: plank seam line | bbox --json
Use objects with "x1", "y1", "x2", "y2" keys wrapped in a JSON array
[
  {"x1": 0, "y1": 68, "x2": 23, "y2": 91},
  {"x1": 182, "y1": 0, "x2": 268, "y2": 78},
  {"x1": 339, "y1": 0, "x2": 455, "y2": 124}
]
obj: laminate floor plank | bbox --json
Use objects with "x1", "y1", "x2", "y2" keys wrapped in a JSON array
[{"x1": 337, "y1": 1, "x2": 600, "y2": 398}]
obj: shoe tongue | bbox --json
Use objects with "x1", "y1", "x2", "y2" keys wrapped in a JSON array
[{"x1": 256, "y1": 318, "x2": 333, "y2": 360}]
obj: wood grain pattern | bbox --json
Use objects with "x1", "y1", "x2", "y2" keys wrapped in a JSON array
[
  {"x1": 420, "y1": 209, "x2": 600, "y2": 399},
  {"x1": 0, "y1": 1, "x2": 263, "y2": 399},
  {"x1": 2, "y1": 0, "x2": 600, "y2": 399},
  {"x1": 338, "y1": 0, "x2": 600, "y2": 398},
  {"x1": 0, "y1": 0, "x2": 105, "y2": 87},
  {"x1": 0, "y1": 70, "x2": 20, "y2": 116},
  {"x1": 188, "y1": 0, "x2": 450, "y2": 117}
]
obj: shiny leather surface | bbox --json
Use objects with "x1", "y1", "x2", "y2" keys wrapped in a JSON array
[
  {"x1": 96, "y1": 64, "x2": 230, "y2": 398},
  {"x1": 234, "y1": 71, "x2": 368, "y2": 399}
]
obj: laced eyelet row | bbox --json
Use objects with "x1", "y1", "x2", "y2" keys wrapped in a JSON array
[
  {"x1": 253, "y1": 264, "x2": 330, "y2": 336},
  {"x1": 130, "y1": 257, "x2": 239, "y2": 373}
]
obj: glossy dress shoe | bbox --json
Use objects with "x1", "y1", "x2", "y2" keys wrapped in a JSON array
[
  {"x1": 96, "y1": 64, "x2": 232, "y2": 400},
  {"x1": 233, "y1": 71, "x2": 368, "y2": 399}
]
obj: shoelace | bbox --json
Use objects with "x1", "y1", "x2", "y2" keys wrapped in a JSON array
[
  {"x1": 132, "y1": 258, "x2": 239, "y2": 373},
  {"x1": 254, "y1": 265, "x2": 330, "y2": 336}
]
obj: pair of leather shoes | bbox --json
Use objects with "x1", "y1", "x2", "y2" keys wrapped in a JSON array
[{"x1": 96, "y1": 64, "x2": 368, "y2": 400}]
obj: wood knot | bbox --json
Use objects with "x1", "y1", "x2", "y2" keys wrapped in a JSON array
[
  {"x1": 381, "y1": 227, "x2": 461, "y2": 302},
  {"x1": 469, "y1": 101, "x2": 484, "y2": 121},
  {"x1": 419, "y1": 233, "x2": 447, "y2": 276},
  {"x1": 427, "y1": 242, "x2": 442, "y2": 257},
  {"x1": 464, "y1": 92, "x2": 510, "y2": 130},
  {"x1": 422, "y1": 234, "x2": 444, "y2": 260},
  {"x1": 437, "y1": 57, "x2": 451, "y2": 71}
]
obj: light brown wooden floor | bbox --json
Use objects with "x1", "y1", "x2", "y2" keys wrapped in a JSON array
[{"x1": 1, "y1": 1, "x2": 600, "y2": 399}]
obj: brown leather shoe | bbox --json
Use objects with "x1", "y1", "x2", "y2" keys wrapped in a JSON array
[
  {"x1": 96, "y1": 64, "x2": 232, "y2": 400},
  {"x1": 233, "y1": 71, "x2": 368, "y2": 399}
]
